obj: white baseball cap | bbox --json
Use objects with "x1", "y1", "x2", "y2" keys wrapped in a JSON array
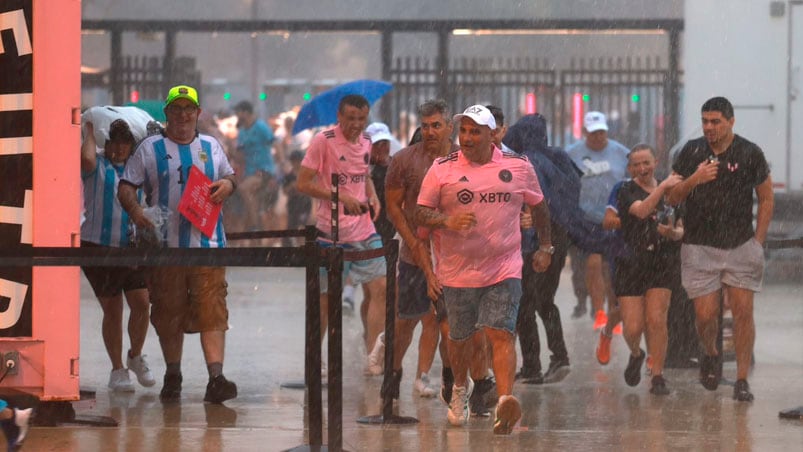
[
  {"x1": 366, "y1": 122, "x2": 394, "y2": 144},
  {"x1": 583, "y1": 111, "x2": 608, "y2": 132},
  {"x1": 453, "y1": 105, "x2": 497, "y2": 130}
]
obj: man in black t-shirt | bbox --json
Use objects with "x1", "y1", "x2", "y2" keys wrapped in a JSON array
[{"x1": 668, "y1": 96, "x2": 774, "y2": 402}]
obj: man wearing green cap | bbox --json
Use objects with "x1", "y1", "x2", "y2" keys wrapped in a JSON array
[{"x1": 118, "y1": 84, "x2": 239, "y2": 404}]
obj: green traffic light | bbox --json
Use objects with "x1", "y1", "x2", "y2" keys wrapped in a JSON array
[
  {"x1": 259, "y1": 92, "x2": 267, "y2": 101},
  {"x1": 582, "y1": 94, "x2": 590, "y2": 102},
  {"x1": 631, "y1": 94, "x2": 640, "y2": 102},
  {"x1": 303, "y1": 92, "x2": 312, "y2": 101},
  {"x1": 223, "y1": 92, "x2": 231, "y2": 100}
]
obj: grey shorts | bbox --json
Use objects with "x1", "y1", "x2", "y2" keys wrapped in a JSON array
[
  {"x1": 680, "y1": 238, "x2": 765, "y2": 299},
  {"x1": 442, "y1": 278, "x2": 521, "y2": 341},
  {"x1": 318, "y1": 233, "x2": 387, "y2": 293}
]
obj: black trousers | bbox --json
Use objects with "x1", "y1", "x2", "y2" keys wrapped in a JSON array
[{"x1": 516, "y1": 222, "x2": 570, "y2": 374}]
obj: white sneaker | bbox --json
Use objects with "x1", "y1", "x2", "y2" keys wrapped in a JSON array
[
  {"x1": 108, "y1": 368, "x2": 135, "y2": 392},
  {"x1": 447, "y1": 377, "x2": 474, "y2": 426},
  {"x1": 12, "y1": 408, "x2": 32, "y2": 447},
  {"x1": 127, "y1": 354, "x2": 156, "y2": 387},
  {"x1": 364, "y1": 333, "x2": 385, "y2": 376},
  {"x1": 414, "y1": 373, "x2": 437, "y2": 398}
]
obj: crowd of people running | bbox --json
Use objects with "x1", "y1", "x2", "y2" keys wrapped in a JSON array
[{"x1": 27, "y1": 86, "x2": 767, "y2": 451}]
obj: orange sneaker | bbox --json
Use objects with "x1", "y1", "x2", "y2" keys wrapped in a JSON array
[
  {"x1": 612, "y1": 322, "x2": 623, "y2": 335},
  {"x1": 596, "y1": 331, "x2": 612, "y2": 365},
  {"x1": 593, "y1": 310, "x2": 608, "y2": 330}
]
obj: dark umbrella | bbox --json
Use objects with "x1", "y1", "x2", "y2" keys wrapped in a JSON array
[{"x1": 292, "y1": 79, "x2": 393, "y2": 135}]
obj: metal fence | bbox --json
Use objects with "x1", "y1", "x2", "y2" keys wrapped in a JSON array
[{"x1": 388, "y1": 55, "x2": 680, "y2": 154}]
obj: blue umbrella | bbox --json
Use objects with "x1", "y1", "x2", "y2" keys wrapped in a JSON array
[{"x1": 292, "y1": 79, "x2": 393, "y2": 135}]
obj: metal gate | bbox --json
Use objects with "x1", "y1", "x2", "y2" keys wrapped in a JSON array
[{"x1": 389, "y1": 55, "x2": 679, "y2": 153}]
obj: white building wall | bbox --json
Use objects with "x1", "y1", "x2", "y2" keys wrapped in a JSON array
[{"x1": 683, "y1": 0, "x2": 792, "y2": 189}]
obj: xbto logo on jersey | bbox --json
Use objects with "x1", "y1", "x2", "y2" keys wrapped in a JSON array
[
  {"x1": 480, "y1": 192, "x2": 512, "y2": 203},
  {"x1": 499, "y1": 169, "x2": 512, "y2": 182},
  {"x1": 457, "y1": 189, "x2": 474, "y2": 204},
  {"x1": 338, "y1": 173, "x2": 368, "y2": 185},
  {"x1": 456, "y1": 190, "x2": 512, "y2": 204}
]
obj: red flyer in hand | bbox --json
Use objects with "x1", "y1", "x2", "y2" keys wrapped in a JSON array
[{"x1": 177, "y1": 165, "x2": 222, "y2": 238}]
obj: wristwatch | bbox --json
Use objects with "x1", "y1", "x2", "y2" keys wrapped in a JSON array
[{"x1": 537, "y1": 245, "x2": 555, "y2": 255}]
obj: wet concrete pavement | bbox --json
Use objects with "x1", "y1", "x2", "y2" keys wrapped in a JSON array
[{"x1": 19, "y1": 267, "x2": 803, "y2": 451}]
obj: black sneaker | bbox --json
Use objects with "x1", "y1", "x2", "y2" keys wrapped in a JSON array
[
  {"x1": 160, "y1": 373, "x2": 183, "y2": 402},
  {"x1": 516, "y1": 369, "x2": 544, "y2": 385},
  {"x1": 699, "y1": 354, "x2": 720, "y2": 391},
  {"x1": 382, "y1": 368, "x2": 402, "y2": 400},
  {"x1": 470, "y1": 377, "x2": 497, "y2": 417},
  {"x1": 733, "y1": 379, "x2": 754, "y2": 402},
  {"x1": 624, "y1": 349, "x2": 645, "y2": 387},
  {"x1": 543, "y1": 357, "x2": 570, "y2": 384},
  {"x1": 204, "y1": 375, "x2": 238, "y2": 404},
  {"x1": 571, "y1": 304, "x2": 587, "y2": 319},
  {"x1": 650, "y1": 375, "x2": 670, "y2": 396},
  {"x1": 439, "y1": 368, "x2": 454, "y2": 406}
]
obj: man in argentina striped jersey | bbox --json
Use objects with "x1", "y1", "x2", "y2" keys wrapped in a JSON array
[
  {"x1": 118, "y1": 85, "x2": 239, "y2": 404},
  {"x1": 81, "y1": 117, "x2": 155, "y2": 393}
]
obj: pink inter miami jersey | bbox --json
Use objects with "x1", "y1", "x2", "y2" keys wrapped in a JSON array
[
  {"x1": 418, "y1": 146, "x2": 543, "y2": 288},
  {"x1": 302, "y1": 125, "x2": 377, "y2": 242}
]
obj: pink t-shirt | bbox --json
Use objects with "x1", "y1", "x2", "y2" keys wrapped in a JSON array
[
  {"x1": 417, "y1": 146, "x2": 544, "y2": 288},
  {"x1": 302, "y1": 125, "x2": 377, "y2": 242}
]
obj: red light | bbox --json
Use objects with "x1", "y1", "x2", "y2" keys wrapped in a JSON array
[
  {"x1": 130, "y1": 90, "x2": 140, "y2": 103},
  {"x1": 572, "y1": 93, "x2": 584, "y2": 139},
  {"x1": 525, "y1": 93, "x2": 537, "y2": 114}
]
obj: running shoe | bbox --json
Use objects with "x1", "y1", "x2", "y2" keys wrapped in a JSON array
[
  {"x1": 733, "y1": 379, "x2": 754, "y2": 402},
  {"x1": 1, "y1": 407, "x2": 31, "y2": 451},
  {"x1": 159, "y1": 373, "x2": 183, "y2": 402},
  {"x1": 127, "y1": 354, "x2": 156, "y2": 387},
  {"x1": 204, "y1": 374, "x2": 238, "y2": 404},
  {"x1": 699, "y1": 354, "x2": 720, "y2": 391},
  {"x1": 469, "y1": 376, "x2": 496, "y2": 417},
  {"x1": 516, "y1": 368, "x2": 544, "y2": 385},
  {"x1": 593, "y1": 310, "x2": 608, "y2": 330},
  {"x1": 596, "y1": 331, "x2": 612, "y2": 365},
  {"x1": 364, "y1": 333, "x2": 385, "y2": 376},
  {"x1": 108, "y1": 368, "x2": 135, "y2": 392},
  {"x1": 447, "y1": 377, "x2": 474, "y2": 426},
  {"x1": 543, "y1": 357, "x2": 570, "y2": 383},
  {"x1": 571, "y1": 304, "x2": 587, "y2": 319},
  {"x1": 414, "y1": 373, "x2": 437, "y2": 398},
  {"x1": 624, "y1": 349, "x2": 646, "y2": 387},
  {"x1": 650, "y1": 375, "x2": 670, "y2": 395},
  {"x1": 493, "y1": 395, "x2": 522, "y2": 435}
]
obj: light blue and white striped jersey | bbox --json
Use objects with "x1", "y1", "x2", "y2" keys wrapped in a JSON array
[
  {"x1": 121, "y1": 133, "x2": 235, "y2": 248},
  {"x1": 82, "y1": 152, "x2": 137, "y2": 247}
]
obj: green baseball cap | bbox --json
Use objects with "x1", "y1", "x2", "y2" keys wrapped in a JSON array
[{"x1": 165, "y1": 85, "x2": 199, "y2": 107}]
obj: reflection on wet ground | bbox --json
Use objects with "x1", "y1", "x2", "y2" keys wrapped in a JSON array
[{"x1": 21, "y1": 268, "x2": 803, "y2": 451}]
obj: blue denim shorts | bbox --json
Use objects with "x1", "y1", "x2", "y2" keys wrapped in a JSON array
[
  {"x1": 442, "y1": 278, "x2": 521, "y2": 341},
  {"x1": 317, "y1": 233, "x2": 387, "y2": 293},
  {"x1": 397, "y1": 261, "x2": 446, "y2": 321}
]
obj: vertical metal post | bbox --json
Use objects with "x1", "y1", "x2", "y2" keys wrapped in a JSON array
[
  {"x1": 664, "y1": 28, "x2": 681, "y2": 171},
  {"x1": 110, "y1": 30, "x2": 123, "y2": 105},
  {"x1": 303, "y1": 226, "x2": 322, "y2": 446},
  {"x1": 436, "y1": 28, "x2": 450, "y2": 101},
  {"x1": 327, "y1": 246, "x2": 344, "y2": 452},
  {"x1": 163, "y1": 31, "x2": 176, "y2": 95},
  {"x1": 381, "y1": 239, "x2": 399, "y2": 419},
  {"x1": 380, "y1": 30, "x2": 393, "y2": 124}
]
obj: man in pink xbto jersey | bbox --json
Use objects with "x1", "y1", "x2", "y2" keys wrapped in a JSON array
[{"x1": 416, "y1": 104, "x2": 553, "y2": 434}]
